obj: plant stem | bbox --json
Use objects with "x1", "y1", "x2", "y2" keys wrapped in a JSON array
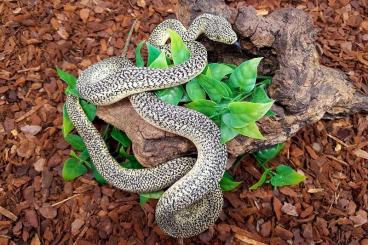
[
  {"x1": 102, "y1": 124, "x2": 110, "y2": 140},
  {"x1": 121, "y1": 19, "x2": 138, "y2": 57}
]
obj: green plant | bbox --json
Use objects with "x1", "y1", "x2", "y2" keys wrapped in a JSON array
[
  {"x1": 58, "y1": 29, "x2": 304, "y2": 204},
  {"x1": 135, "y1": 30, "x2": 274, "y2": 144},
  {"x1": 249, "y1": 144, "x2": 306, "y2": 189}
]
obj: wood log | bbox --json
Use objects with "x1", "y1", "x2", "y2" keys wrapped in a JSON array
[{"x1": 96, "y1": 2, "x2": 368, "y2": 167}]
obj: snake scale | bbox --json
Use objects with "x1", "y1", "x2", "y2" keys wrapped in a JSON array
[{"x1": 65, "y1": 14, "x2": 237, "y2": 238}]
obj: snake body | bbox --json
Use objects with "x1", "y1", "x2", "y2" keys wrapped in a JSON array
[{"x1": 65, "y1": 14, "x2": 237, "y2": 237}]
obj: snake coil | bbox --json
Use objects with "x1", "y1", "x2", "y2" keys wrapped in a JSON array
[{"x1": 65, "y1": 14, "x2": 237, "y2": 238}]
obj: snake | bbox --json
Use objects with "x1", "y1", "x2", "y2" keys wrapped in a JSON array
[{"x1": 65, "y1": 14, "x2": 237, "y2": 238}]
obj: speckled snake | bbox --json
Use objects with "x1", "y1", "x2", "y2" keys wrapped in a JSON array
[{"x1": 65, "y1": 14, "x2": 237, "y2": 238}]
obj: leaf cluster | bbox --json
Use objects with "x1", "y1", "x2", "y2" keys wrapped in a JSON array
[
  {"x1": 250, "y1": 144, "x2": 306, "y2": 189},
  {"x1": 58, "y1": 29, "x2": 305, "y2": 205},
  {"x1": 135, "y1": 30, "x2": 275, "y2": 144},
  {"x1": 57, "y1": 69, "x2": 139, "y2": 185}
]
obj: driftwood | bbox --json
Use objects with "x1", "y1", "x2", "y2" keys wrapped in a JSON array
[
  {"x1": 97, "y1": 99, "x2": 196, "y2": 167},
  {"x1": 96, "y1": 1, "x2": 368, "y2": 167}
]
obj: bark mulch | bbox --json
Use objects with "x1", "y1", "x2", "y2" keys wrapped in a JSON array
[{"x1": 0, "y1": 0, "x2": 367, "y2": 244}]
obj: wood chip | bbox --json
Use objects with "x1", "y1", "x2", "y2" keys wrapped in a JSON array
[
  {"x1": 79, "y1": 8, "x2": 90, "y2": 23},
  {"x1": 357, "y1": 53, "x2": 368, "y2": 67},
  {"x1": 256, "y1": 9, "x2": 269, "y2": 16},
  {"x1": 327, "y1": 134, "x2": 349, "y2": 147},
  {"x1": 39, "y1": 205, "x2": 57, "y2": 219},
  {"x1": 15, "y1": 101, "x2": 47, "y2": 122},
  {"x1": 326, "y1": 155, "x2": 349, "y2": 166},
  {"x1": 349, "y1": 210, "x2": 367, "y2": 227},
  {"x1": 137, "y1": 0, "x2": 146, "y2": 8},
  {"x1": 20, "y1": 125, "x2": 42, "y2": 135},
  {"x1": 307, "y1": 188, "x2": 324, "y2": 193},
  {"x1": 352, "y1": 149, "x2": 368, "y2": 160},
  {"x1": 0, "y1": 206, "x2": 17, "y2": 221},
  {"x1": 274, "y1": 225, "x2": 294, "y2": 240},
  {"x1": 279, "y1": 187, "x2": 298, "y2": 197},
  {"x1": 234, "y1": 233, "x2": 267, "y2": 245},
  {"x1": 51, "y1": 194, "x2": 82, "y2": 207},
  {"x1": 71, "y1": 218, "x2": 85, "y2": 235},
  {"x1": 281, "y1": 202, "x2": 299, "y2": 217},
  {"x1": 33, "y1": 158, "x2": 46, "y2": 172},
  {"x1": 0, "y1": 70, "x2": 11, "y2": 80},
  {"x1": 30, "y1": 233, "x2": 41, "y2": 245},
  {"x1": 305, "y1": 145, "x2": 319, "y2": 159},
  {"x1": 57, "y1": 26, "x2": 69, "y2": 40},
  {"x1": 273, "y1": 197, "x2": 282, "y2": 220}
]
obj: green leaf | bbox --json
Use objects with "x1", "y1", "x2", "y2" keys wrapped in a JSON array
[
  {"x1": 204, "y1": 65, "x2": 212, "y2": 77},
  {"x1": 220, "y1": 171, "x2": 242, "y2": 191},
  {"x1": 222, "y1": 112, "x2": 248, "y2": 129},
  {"x1": 64, "y1": 134, "x2": 86, "y2": 151},
  {"x1": 265, "y1": 110, "x2": 276, "y2": 117},
  {"x1": 149, "y1": 51, "x2": 168, "y2": 68},
  {"x1": 211, "y1": 115, "x2": 221, "y2": 127},
  {"x1": 151, "y1": 51, "x2": 184, "y2": 105},
  {"x1": 225, "y1": 63, "x2": 237, "y2": 69},
  {"x1": 65, "y1": 86, "x2": 81, "y2": 98},
  {"x1": 135, "y1": 40, "x2": 146, "y2": 67},
  {"x1": 197, "y1": 74, "x2": 230, "y2": 103},
  {"x1": 221, "y1": 81, "x2": 233, "y2": 97},
  {"x1": 70, "y1": 150, "x2": 91, "y2": 168},
  {"x1": 180, "y1": 91, "x2": 191, "y2": 103},
  {"x1": 229, "y1": 57, "x2": 263, "y2": 92},
  {"x1": 139, "y1": 191, "x2": 164, "y2": 205},
  {"x1": 79, "y1": 150, "x2": 91, "y2": 169},
  {"x1": 155, "y1": 86, "x2": 184, "y2": 105},
  {"x1": 270, "y1": 165, "x2": 306, "y2": 187},
  {"x1": 258, "y1": 77, "x2": 272, "y2": 86},
  {"x1": 56, "y1": 68, "x2": 77, "y2": 87},
  {"x1": 186, "y1": 78, "x2": 206, "y2": 101},
  {"x1": 118, "y1": 145, "x2": 126, "y2": 156},
  {"x1": 146, "y1": 42, "x2": 161, "y2": 66},
  {"x1": 235, "y1": 122, "x2": 265, "y2": 140},
  {"x1": 139, "y1": 196, "x2": 150, "y2": 206},
  {"x1": 62, "y1": 158, "x2": 88, "y2": 181},
  {"x1": 111, "y1": 127, "x2": 131, "y2": 148},
  {"x1": 223, "y1": 78, "x2": 238, "y2": 90},
  {"x1": 90, "y1": 162, "x2": 108, "y2": 185},
  {"x1": 251, "y1": 84, "x2": 275, "y2": 117},
  {"x1": 69, "y1": 150, "x2": 79, "y2": 160},
  {"x1": 56, "y1": 68, "x2": 81, "y2": 97},
  {"x1": 249, "y1": 168, "x2": 271, "y2": 190},
  {"x1": 253, "y1": 143, "x2": 285, "y2": 167},
  {"x1": 207, "y1": 63, "x2": 234, "y2": 81},
  {"x1": 118, "y1": 146, "x2": 129, "y2": 158},
  {"x1": 119, "y1": 146, "x2": 137, "y2": 161},
  {"x1": 186, "y1": 99, "x2": 218, "y2": 117},
  {"x1": 80, "y1": 100, "x2": 97, "y2": 121},
  {"x1": 251, "y1": 84, "x2": 272, "y2": 104},
  {"x1": 79, "y1": 149, "x2": 90, "y2": 161},
  {"x1": 228, "y1": 101, "x2": 274, "y2": 123},
  {"x1": 63, "y1": 104, "x2": 74, "y2": 137},
  {"x1": 220, "y1": 121, "x2": 238, "y2": 144},
  {"x1": 167, "y1": 29, "x2": 190, "y2": 65},
  {"x1": 122, "y1": 159, "x2": 144, "y2": 169}
]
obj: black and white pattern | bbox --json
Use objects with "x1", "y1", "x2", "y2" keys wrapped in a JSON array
[{"x1": 65, "y1": 14, "x2": 237, "y2": 238}]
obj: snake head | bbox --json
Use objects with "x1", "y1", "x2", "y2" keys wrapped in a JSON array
[{"x1": 202, "y1": 14, "x2": 238, "y2": 44}]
